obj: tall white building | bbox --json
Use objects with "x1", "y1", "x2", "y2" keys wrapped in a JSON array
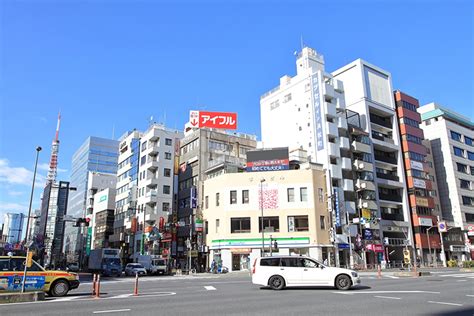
[
  {"x1": 261, "y1": 47, "x2": 414, "y2": 266},
  {"x1": 111, "y1": 124, "x2": 183, "y2": 262},
  {"x1": 418, "y1": 103, "x2": 474, "y2": 260}
]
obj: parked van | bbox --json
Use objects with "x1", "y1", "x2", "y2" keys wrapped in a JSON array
[{"x1": 252, "y1": 256, "x2": 360, "y2": 290}]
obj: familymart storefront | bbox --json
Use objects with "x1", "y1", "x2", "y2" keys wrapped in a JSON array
[{"x1": 209, "y1": 237, "x2": 331, "y2": 272}]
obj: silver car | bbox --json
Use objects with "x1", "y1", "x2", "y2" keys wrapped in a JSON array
[{"x1": 124, "y1": 263, "x2": 147, "y2": 276}]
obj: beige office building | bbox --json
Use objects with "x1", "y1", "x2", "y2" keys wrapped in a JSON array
[{"x1": 202, "y1": 165, "x2": 330, "y2": 271}]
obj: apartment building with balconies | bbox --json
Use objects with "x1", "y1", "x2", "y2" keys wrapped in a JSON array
[
  {"x1": 418, "y1": 103, "x2": 474, "y2": 260},
  {"x1": 260, "y1": 47, "x2": 355, "y2": 268},
  {"x1": 394, "y1": 91, "x2": 440, "y2": 265},
  {"x1": 332, "y1": 60, "x2": 413, "y2": 265}
]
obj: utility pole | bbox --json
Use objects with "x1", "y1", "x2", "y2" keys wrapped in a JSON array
[{"x1": 260, "y1": 178, "x2": 266, "y2": 257}]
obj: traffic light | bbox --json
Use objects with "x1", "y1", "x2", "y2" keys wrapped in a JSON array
[
  {"x1": 75, "y1": 218, "x2": 90, "y2": 227},
  {"x1": 26, "y1": 251, "x2": 33, "y2": 267},
  {"x1": 85, "y1": 218, "x2": 91, "y2": 227},
  {"x1": 273, "y1": 240, "x2": 278, "y2": 251},
  {"x1": 403, "y1": 249, "x2": 411, "y2": 264}
]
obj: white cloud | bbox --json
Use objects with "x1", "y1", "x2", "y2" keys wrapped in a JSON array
[
  {"x1": 38, "y1": 162, "x2": 68, "y2": 173},
  {"x1": 0, "y1": 159, "x2": 46, "y2": 186},
  {"x1": 0, "y1": 202, "x2": 27, "y2": 213}
]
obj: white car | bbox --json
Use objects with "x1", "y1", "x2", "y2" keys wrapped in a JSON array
[
  {"x1": 252, "y1": 256, "x2": 360, "y2": 290},
  {"x1": 124, "y1": 263, "x2": 147, "y2": 276}
]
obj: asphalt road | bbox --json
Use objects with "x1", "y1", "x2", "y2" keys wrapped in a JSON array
[{"x1": 1, "y1": 270, "x2": 473, "y2": 316}]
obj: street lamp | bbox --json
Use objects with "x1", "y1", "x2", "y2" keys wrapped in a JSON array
[
  {"x1": 21, "y1": 146, "x2": 41, "y2": 293},
  {"x1": 260, "y1": 178, "x2": 266, "y2": 257}
]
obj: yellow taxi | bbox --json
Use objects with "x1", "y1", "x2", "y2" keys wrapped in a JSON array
[{"x1": 0, "y1": 256, "x2": 80, "y2": 297}]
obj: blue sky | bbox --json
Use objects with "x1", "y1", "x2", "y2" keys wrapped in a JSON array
[{"x1": 0, "y1": 0, "x2": 473, "y2": 221}]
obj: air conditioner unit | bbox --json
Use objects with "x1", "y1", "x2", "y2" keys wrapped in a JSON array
[{"x1": 358, "y1": 163, "x2": 364, "y2": 170}]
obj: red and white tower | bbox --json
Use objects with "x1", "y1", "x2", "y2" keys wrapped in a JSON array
[{"x1": 46, "y1": 112, "x2": 61, "y2": 184}]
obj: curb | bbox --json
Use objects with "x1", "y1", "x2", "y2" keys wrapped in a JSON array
[{"x1": 0, "y1": 291, "x2": 45, "y2": 304}]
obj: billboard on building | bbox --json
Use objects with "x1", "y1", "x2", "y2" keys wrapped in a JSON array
[
  {"x1": 189, "y1": 110, "x2": 237, "y2": 130},
  {"x1": 246, "y1": 148, "x2": 289, "y2": 172}
]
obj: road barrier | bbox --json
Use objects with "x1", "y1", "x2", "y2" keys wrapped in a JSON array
[
  {"x1": 95, "y1": 274, "x2": 101, "y2": 298},
  {"x1": 134, "y1": 273, "x2": 139, "y2": 296},
  {"x1": 92, "y1": 274, "x2": 96, "y2": 296}
]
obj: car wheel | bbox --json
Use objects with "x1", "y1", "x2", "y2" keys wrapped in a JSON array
[
  {"x1": 268, "y1": 275, "x2": 285, "y2": 290},
  {"x1": 50, "y1": 279, "x2": 70, "y2": 297},
  {"x1": 335, "y1": 274, "x2": 352, "y2": 291}
]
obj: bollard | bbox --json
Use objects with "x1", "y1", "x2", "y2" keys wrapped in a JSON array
[
  {"x1": 133, "y1": 273, "x2": 139, "y2": 296},
  {"x1": 377, "y1": 264, "x2": 381, "y2": 279},
  {"x1": 413, "y1": 264, "x2": 418, "y2": 278},
  {"x1": 95, "y1": 274, "x2": 101, "y2": 298},
  {"x1": 92, "y1": 274, "x2": 97, "y2": 296}
]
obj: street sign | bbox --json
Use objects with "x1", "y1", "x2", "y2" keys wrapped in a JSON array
[
  {"x1": 438, "y1": 222, "x2": 447, "y2": 232},
  {"x1": 189, "y1": 110, "x2": 237, "y2": 130}
]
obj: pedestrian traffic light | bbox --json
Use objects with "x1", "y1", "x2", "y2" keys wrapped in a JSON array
[
  {"x1": 85, "y1": 218, "x2": 91, "y2": 227},
  {"x1": 26, "y1": 251, "x2": 33, "y2": 268}
]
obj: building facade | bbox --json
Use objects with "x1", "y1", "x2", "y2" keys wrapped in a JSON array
[
  {"x1": 175, "y1": 127, "x2": 257, "y2": 270},
  {"x1": 90, "y1": 188, "x2": 116, "y2": 250},
  {"x1": 2, "y1": 213, "x2": 25, "y2": 244},
  {"x1": 111, "y1": 124, "x2": 182, "y2": 264},
  {"x1": 394, "y1": 91, "x2": 441, "y2": 265},
  {"x1": 203, "y1": 166, "x2": 330, "y2": 271},
  {"x1": 418, "y1": 103, "x2": 474, "y2": 260},
  {"x1": 65, "y1": 136, "x2": 119, "y2": 263}
]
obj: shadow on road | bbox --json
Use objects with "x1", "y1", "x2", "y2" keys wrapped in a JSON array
[
  {"x1": 428, "y1": 307, "x2": 474, "y2": 316},
  {"x1": 259, "y1": 285, "x2": 371, "y2": 291}
]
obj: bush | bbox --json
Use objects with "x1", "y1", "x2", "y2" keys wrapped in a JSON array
[
  {"x1": 462, "y1": 261, "x2": 474, "y2": 268},
  {"x1": 447, "y1": 259, "x2": 457, "y2": 267}
]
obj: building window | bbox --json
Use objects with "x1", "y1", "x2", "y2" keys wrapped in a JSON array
[
  {"x1": 453, "y1": 146, "x2": 464, "y2": 158},
  {"x1": 205, "y1": 196, "x2": 209, "y2": 209},
  {"x1": 216, "y1": 219, "x2": 220, "y2": 233},
  {"x1": 468, "y1": 151, "x2": 474, "y2": 161},
  {"x1": 231, "y1": 217, "x2": 251, "y2": 233},
  {"x1": 318, "y1": 188, "x2": 324, "y2": 202},
  {"x1": 162, "y1": 202, "x2": 170, "y2": 213},
  {"x1": 287, "y1": 188, "x2": 295, "y2": 202},
  {"x1": 164, "y1": 168, "x2": 171, "y2": 177},
  {"x1": 165, "y1": 138, "x2": 172, "y2": 146},
  {"x1": 140, "y1": 155, "x2": 147, "y2": 166},
  {"x1": 460, "y1": 179, "x2": 471, "y2": 190},
  {"x1": 165, "y1": 152, "x2": 172, "y2": 160},
  {"x1": 471, "y1": 166, "x2": 474, "y2": 176},
  {"x1": 462, "y1": 196, "x2": 474, "y2": 206},
  {"x1": 288, "y1": 216, "x2": 309, "y2": 232},
  {"x1": 466, "y1": 213, "x2": 474, "y2": 223},
  {"x1": 163, "y1": 185, "x2": 170, "y2": 194},
  {"x1": 457, "y1": 163, "x2": 468, "y2": 173},
  {"x1": 320, "y1": 216, "x2": 325, "y2": 229},
  {"x1": 216, "y1": 193, "x2": 220, "y2": 206},
  {"x1": 401, "y1": 100, "x2": 417, "y2": 112},
  {"x1": 259, "y1": 216, "x2": 280, "y2": 232},
  {"x1": 465, "y1": 136, "x2": 473, "y2": 147},
  {"x1": 141, "y1": 141, "x2": 147, "y2": 151},
  {"x1": 450, "y1": 131, "x2": 462, "y2": 142},
  {"x1": 242, "y1": 190, "x2": 249, "y2": 204},
  {"x1": 300, "y1": 187, "x2": 308, "y2": 202},
  {"x1": 283, "y1": 93, "x2": 292, "y2": 103},
  {"x1": 230, "y1": 190, "x2": 237, "y2": 204}
]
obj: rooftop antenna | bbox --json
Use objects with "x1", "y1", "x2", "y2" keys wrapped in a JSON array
[{"x1": 149, "y1": 116, "x2": 154, "y2": 127}]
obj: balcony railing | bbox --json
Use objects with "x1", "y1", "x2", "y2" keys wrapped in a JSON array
[
  {"x1": 374, "y1": 154, "x2": 397, "y2": 165},
  {"x1": 376, "y1": 172, "x2": 399, "y2": 181},
  {"x1": 370, "y1": 114, "x2": 392, "y2": 128},
  {"x1": 379, "y1": 193, "x2": 402, "y2": 202},
  {"x1": 387, "y1": 238, "x2": 407, "y2": 246}
]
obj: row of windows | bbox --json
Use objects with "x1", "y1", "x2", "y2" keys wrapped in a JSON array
[
  {"x1": 457, "y1": 163, "x2": 474, "y2": 175},
  {"x1": 403, "y1": 134, "x2": 423, "y2": 145},
  {"x1": 225, "y1": 187, "x2": 309, "y2": 206},
  {"x1": 453, "y1": 146, "x2": 474, "y2": 161},
  {"x1": 180, "y1": 138, "x2": 199, "y2": 155},
  {"x1": 405, "y1": 151, "x2": 426, "y2": 162},
  {"x1": 400, "y1": 100, "x2": 418, "y2": 112},
  {"x1": 353, "y1": 152, "x2": 373, "y2": 163},
  {"x1": 451, "y1": 130, "x2": 473, "y2": 146},
  {"x1": 462, "y1": 196, "x2": 474, "y2": 207},
  {"x1": 400, "y1": 117, "x2": 420, "y2": 128},
  {"x1": 228, "y1": 215, "x2": 320, "y2": 233}
]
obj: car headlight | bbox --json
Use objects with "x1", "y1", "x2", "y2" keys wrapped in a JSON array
[{"x1": 351, "y1": 272, "x2": 358, "y2": 277}]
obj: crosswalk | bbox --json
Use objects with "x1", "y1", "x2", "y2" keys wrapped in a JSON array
[{"x1": 439, "y1": 273, "x2": 474, "y2": 279}]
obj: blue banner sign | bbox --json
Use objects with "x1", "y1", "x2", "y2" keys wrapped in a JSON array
[
  {"x1": 334, "y1": 188, "x2": 341, "y2": 227},
  {"x1": 0, "y1": 275, "x2": 45, "y2": 292},
  {"x1": 312, "y1": 73, "x2": 324, "y2": 151}
]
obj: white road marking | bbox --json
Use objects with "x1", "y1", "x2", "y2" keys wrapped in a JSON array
[
  {"x1": 384, "y1": 275, "x2": 399, "y2": 279},
  {"x1": 204, "y1": 286, "x2": 216, "y2": 291},
  {"x1": 466, "y1": 295, "x2": 474, "y2": 297},
  {"x1": 457, "y1": 280, "x2": 467, "y2": 282},
  {"x1": 332, "y1": 290, "x2": 440, "y2": 295},
  {"x1": 440, "y1": 273, "x2": 474, "y2": 278},
  {"x1": 428, "y1": 301, "x2": 463, "y2": 307},
  {"x1": 93, "y1": 309, "x2": 131, "y2": 314},
  {"x1": 374, "y1": 296, "x2": 401, "y2": 300}
]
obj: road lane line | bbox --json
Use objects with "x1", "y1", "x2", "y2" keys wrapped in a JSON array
[
  {"x1": 428, "y1": 301, "x2": 463, "y2": 307},
  {"x1": 332, "y1": 291, "x2": 440, "y2": 294},
  {"x1": 456, "y1": 280, "x2": 467, "y2": 282},
  {"x1": 466, "y1": 295, "x2": 474, "y2": 297},
  {"x1": 384, "y1": 275, "x2": 399, "y2": 279},
  {"x1": 374, "y1": 296, "x2": 401, "y2": 300},
  {"x1": 93, "y1": 309, "x2": 131, "y2": 314},
  {"x1": 204, "y1": 286, "x2": 216, "y2": 291}
]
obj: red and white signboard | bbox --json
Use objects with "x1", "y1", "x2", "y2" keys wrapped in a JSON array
[{"x1": 189, "y1": 110, "x2": 237, "y2": 130}]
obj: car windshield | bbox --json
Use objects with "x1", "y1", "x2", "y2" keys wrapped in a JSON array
[
  {"x1": 105, "y1": 258, "x2": 121, "y2": 265},
  {"x1": 154, "y1": 260, "x2": 165, "y2": 265},
  {"x1": 129, "y1": 264, "x2": 143, "y2": 268}
]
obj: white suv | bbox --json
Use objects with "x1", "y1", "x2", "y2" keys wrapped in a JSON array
[{"x1": 252, "y1": 256, "x2": 360, "y2": 290}]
